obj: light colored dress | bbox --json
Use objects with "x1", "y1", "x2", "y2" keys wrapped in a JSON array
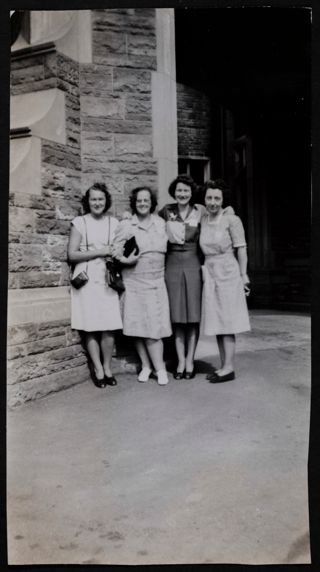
[
  {"x1": 200, "y1": 212, "x2": 250, "y2": 335},
  {"x1": 113, "y1": 214, "x2": 172, "y2": 339},
  {"x1": 70, "y1": 213, "x2": 123, "y2": 332}
]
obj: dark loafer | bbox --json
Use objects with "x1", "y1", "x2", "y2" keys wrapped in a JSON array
[
  {"x1": 104, "y1": 375, "x2": 117, "y2": 386},
  {"x1": 184, "y1": 370, "x2": 195, "y2": 379},
  {"x1": 208, "y1": 371, "x2": 235, "y2": 383},
  {"x1": 173, "y1": 371, "x2": 185, "y2": 380}
]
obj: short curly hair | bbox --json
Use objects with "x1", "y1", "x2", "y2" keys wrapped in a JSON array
[
  {"x1": 129, "y1": 186, "x2": 158, "y2": 214},
  {"x1": 201, "y1": 179, "x2": 231, "y2": 203},
  {"x1": 81, "y1": 182, "x2": 112, "y2": 214},
  {"x1": 168, "y1": 174, "x2": 198, "y2": 205}
]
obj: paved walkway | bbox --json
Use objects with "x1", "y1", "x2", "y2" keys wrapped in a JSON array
[{"x1": 7, "y1": 311, "x2": 311, "y2": 565}]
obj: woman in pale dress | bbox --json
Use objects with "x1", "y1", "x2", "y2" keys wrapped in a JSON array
[
  {"x1": 200, "y1": 179, "x2": 250, "y2": 383},
  {"x1": 68, "y1": 182, "x2": 122, "y2": 388},
  {"x1": 113, "y1": 187, "x2": 172, "y2": 386}
]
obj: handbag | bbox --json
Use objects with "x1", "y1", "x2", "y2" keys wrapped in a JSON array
[
  {"x1": 70, "y1": 217, "x2": 89, "y2": 289},
  {"x1": 105, "y1": 257, "x2": 125, "y2": 293},
  {"x1": 105, "y1": 219, "x2": 125, "y2": 293},
  {"x1": 123, "y1": 235, "x2": 139, "y2": 258}
]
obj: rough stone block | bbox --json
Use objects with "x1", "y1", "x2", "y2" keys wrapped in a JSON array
[
  {"x1": 11, "y1": 64, "x2": 44, "y2": 86},
  {"x1": 36, "y1": 216, "x2": 71, "y2": 235},
  {"x1": 82, "y1": 133, "x2": 114, "y2": 157},
  {"x1": 127, "y1": 33, "x2": 156, "y2": 56},
  {"x1": 9, "y1": 244, "x2": 43, "y2": 272},
  {"x1": 7, "y1": 364, "x2": 89, "y2": 408},
  {"x1": 81, "y1": 95, "x2": 126, "y2": 119},
  {"x1": 11, "y1": 78, "x2": 58, "y2": 96},
  {"x1": 7, "y1": 334, "x2": 67, "y2": 360},
  {"x1": 10, "y1": 270, "x2": 61, "y2": 289},
  {"x1": 93, "y1": 29, "x2": 126, "y2": 55},
  {"x1": 114, "y1": 133, "x2": 152, "y2": 156},
  {"x1": 41, "y1": 143, "x2": 81, "y2": 170},
  {"x1": 125, "y1": 94, "x2": 152, "y2": 118},
  {"x1": 82, "y1": 116, "x2": 152, "y2": 135},
  {"x1": 113, "y1": 68, "x2": 152, "y2": 94},
  {"x1": 9, "y1": 206, "x2": 37, "y2": 233},
  {"x1": 80, "y1": 65, "x2": 113, "y2": 95}
]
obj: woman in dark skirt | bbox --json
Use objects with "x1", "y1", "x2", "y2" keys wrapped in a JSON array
[{"x1": 158, "y1": 174, "x2": 203, "y2": 379}]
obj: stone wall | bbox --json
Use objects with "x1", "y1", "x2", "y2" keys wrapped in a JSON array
[
  {"x1": 177, "y1": 83, "x2": 213, "y2": 158},
  {"x1": 8, "y1": 9, "x2": 176, "y2": 406},
  {"x1": 80, "y1": 9, "x2": 159, "y2": 216}
]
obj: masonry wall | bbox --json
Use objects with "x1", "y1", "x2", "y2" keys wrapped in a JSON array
[
  {"x1": 177, "y1": 83, "x2": 213, "y2": 159},
  {"x1": 81, "y1": 9, "x2": 159, "y2": 216},
  {"x1": 8, "y1": 9, "x2": 175, "y2": 407}
]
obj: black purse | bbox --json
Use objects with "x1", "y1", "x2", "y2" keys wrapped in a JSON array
[
  {"x1": 105, "y1": 219, "x2": 125, "y2": 293},
  {"x1": 105, "y1": 257, "x2": 125, "y2": 293},
  {"x1": 70, "y1": 217, "x2": 89, "y2": 289},
  {"x1": 123, "y1": 235, "x2": 139, "y2": 258}
]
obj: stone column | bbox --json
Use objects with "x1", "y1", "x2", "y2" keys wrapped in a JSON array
[{"x1": 152, "y1": 9, "x2": 178, "y2": 206}]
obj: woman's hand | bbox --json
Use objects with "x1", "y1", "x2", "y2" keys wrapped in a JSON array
[
  {"x1": 241, "y1": 274, "x2": 250, "y2": 296},
  {"x1": 120, "y1": 251, "x2": 140, "y2": 265},
  {"x1": 98, "y1": 245, "x2": 113, "y2": 257},
  {"x1": 121, "y1": 211, "x2": 132, "y2": 220}
]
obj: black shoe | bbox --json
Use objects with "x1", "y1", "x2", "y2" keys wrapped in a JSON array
[
  {"x1": 184, "y1": 369, "x2": 195, "y2": 379},
  {"x1": 173, "y1": 370, "x2": 185, "y2": 380},
  {"x1": 92, "y1": 373, "x2": 107, "y2": 388},
  {"x1": 104, "y1": 375, "x2": 117, "y2": 386},
  {"x1": 208, "y1": 371, "x2": 235, "y2": 383}
]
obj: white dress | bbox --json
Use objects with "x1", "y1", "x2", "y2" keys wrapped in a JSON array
[
  {"x1": 70, "y1": 214, "x2": 123, "y2": 332},
  {"x1": 113, "y1": 215, "x2": 172, "y2": 339},
  {"x1": 200, "y1": 212, "x2": 250, "y2": 335}
]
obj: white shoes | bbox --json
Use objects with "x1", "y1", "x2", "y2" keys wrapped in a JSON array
[
  {"x1": 138, "y1": 367, "x2": 152, "y2": 383},
  {"x1": 157, "y1": 369, "x2": 169, "y2": 386}
]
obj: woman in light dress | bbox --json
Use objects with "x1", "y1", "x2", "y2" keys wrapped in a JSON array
[
  {"x1": 200, "y1": 179, "x2": 251, "y2": 383},
  {"x1": 68, "y1": 182, "x2": 122, "y2": 388},
  {"x1": 113, "y1": 187, "x2": 172, "y2": 386},
  {"x1": 158, "y1": 175, "x2": 203, "y2": 379}
]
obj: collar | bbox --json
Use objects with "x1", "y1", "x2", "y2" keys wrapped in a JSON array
[{"x1": 131, "y1": 213, "x2": 160, "y2": 230}]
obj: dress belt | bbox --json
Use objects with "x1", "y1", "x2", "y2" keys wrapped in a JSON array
[{"x1": 169, "y1": 243, "x2": 198, "y2": 252}]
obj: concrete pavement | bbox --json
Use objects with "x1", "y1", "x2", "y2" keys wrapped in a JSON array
[{"x1": 7, "y1": 310, "x2": 311, "y2": 565}]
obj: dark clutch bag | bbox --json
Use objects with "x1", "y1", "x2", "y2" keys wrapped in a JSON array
[
  {"x1": 123, "y1": 236, "x2": 139, "y2": 258},
  {"x1": 106, "y1": 257, "x2": 125, "y2": 293},
  {"x1": 70, "y1": 270, "x2": 89, "y2": 289}
]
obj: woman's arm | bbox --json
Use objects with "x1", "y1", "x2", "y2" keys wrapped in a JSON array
[
  {"x1": 236, "y1": 246, "x2": 250, "y2": 294},
  {"x1": 112, "y1": 220, "x2": 140, "y2": 265},
  {"x1": 67, "y1": 225, "x2": 111, "y2": 264}
]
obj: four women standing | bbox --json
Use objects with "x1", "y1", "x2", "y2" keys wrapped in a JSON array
[{"x1": 68, "y1": 177, "x2": 250, "y2": 386}]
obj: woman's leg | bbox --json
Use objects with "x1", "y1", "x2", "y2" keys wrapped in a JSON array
[
  {"x1": 185, "y1": 323, "x2": 199, "y2": 372},
  {"x1": 145, "y1": 338, "x2": 168, "y2": 385},
  {"x1": 218, "y1": 334, "x2": 236, "y2": 375},
  {"x1": 101, "y1": 331, "x2": 115, "y2": 377},
  {"x1": 145, "y1": 338, "x2": 166, "y2": 371},
  {"x1": 85, "y1": 332, "x2": 104, "y2": 380},
  {"x1": 216, "y1": 334, "x2": 226, "y2": 373},
  {"x1": 135, "y1": 338, "x2": 152, "y2": 369},
  {"x1": 173, "y1": 324, "x2": 186, "y2": 372}
]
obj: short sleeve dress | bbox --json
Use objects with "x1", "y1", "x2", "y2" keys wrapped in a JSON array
[
  {"x1": 199, "y1": 212, "x2": 251, "y2": 335},
  {"x1": 158, "y1": 203, "x2": 204, "y2": 324},
  {"x1": 113, "y1": 214, "x2": 172, "y2": 340},
  {"x1": 70, "y1": 213, "x2": 123, "y2": 332}
]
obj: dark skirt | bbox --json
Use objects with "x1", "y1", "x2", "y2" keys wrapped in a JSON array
[{"x1": 165, "y1": 245, "x2": 202, "y2": 324}]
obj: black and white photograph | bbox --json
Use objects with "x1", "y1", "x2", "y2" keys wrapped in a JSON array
[{"x1": 6, "y1": 3, "x2": 312, "y2": 566}]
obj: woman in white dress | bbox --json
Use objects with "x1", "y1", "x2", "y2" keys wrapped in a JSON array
[
  {"x1": 68, "y1": 182, "x2": 122, "y2": 388},
  {"x1": 199, "y1": 180, "x2": 251, "y2": 383},
  {"x1": 113, "y1": 187, "x2": 172, "y2": 386}
]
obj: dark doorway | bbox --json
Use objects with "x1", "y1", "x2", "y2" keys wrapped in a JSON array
[{"x1": 175, "y1": 7, "x2": 311, "y2": 310}]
